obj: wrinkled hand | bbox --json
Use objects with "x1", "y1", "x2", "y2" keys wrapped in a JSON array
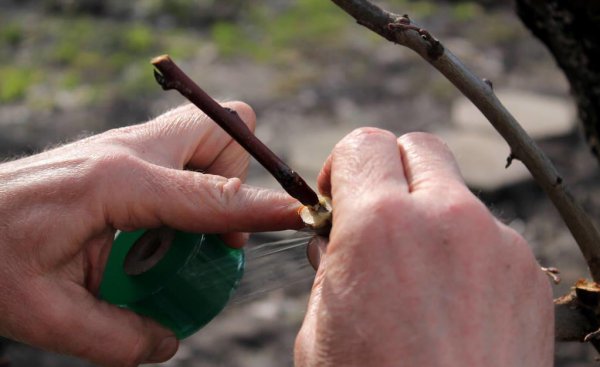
[
  {"x1": 0, "y1": 102, "x2": 301, "y2": 366},
  {"x1": 296, "y1": 129, "x2": 553, "y2": 366}
]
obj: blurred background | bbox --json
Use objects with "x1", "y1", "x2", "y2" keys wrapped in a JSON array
[{"x1": 0, "y1": 0, "x2": 599, "y2": 365}]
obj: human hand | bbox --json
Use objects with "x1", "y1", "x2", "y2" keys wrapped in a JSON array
[
  {"x1": 296, "y1": 129, "x2": 553, "y2": 366},
  {"x1": 0, "y1": 102, "x2": 301, "y2": 366}
]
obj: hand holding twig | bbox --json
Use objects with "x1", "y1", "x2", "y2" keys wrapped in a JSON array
[{"x1": 151, "y1": 55, "x2": 320, "y2": 208}]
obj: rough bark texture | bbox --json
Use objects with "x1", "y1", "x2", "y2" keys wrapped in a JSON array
[
  {"x1": 554, "y1": 292, "x2": 597, "y2": 342},
  {"x1": 516, "y1": 0, "x2": 600, "y2": 160}
]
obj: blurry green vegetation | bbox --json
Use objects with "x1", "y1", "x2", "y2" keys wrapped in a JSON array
[
  {"x1": 211, "y1": 22, "x2": 244, "y2": 57},
  {"x1": 0, "y1": 12, "x2": 196, "y2": 107},
  {"x1": 124, "y1": 24, "x2": 154, "y2": 53},
  {"x1": 408, "y1": 1, "x2": 437, "y2": 19},
  {"x1": 385, "y1": 1, "x2": 484, "y2": 22},
  {"x1": 0, "y1": 66, "x2": 38, "y2": 103},
  {"x1": 209, "y1": 0, "x2": 483, "y2": 61},
  {"x1": 0, "y1": 22, "x2": 24, "y2": 47},
  {"x1": 0, "y1": 0, "x2": 517, "y2": 111},
  {"x1": 385, "y1": 0, "x2": 438, "y2": 19},
  {"x1": 451, "y1": 2, "x2": 483, "y2": 22},
  {"x1": 212, "y1": 0, "x2": 348, "y2": 61},
  {"x1": 477, "y1": 16, "x2": 522, "y2": 44},
  {"x1": 46, "y1": 18, "x2": 191, "y2": 81}
]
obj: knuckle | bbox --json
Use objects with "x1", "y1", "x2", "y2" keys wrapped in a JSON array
[
  {"x1": 157, "y1": 103, "x2": 196, "y2": 122},
  {"x1": 214, "y1": 177, "x2": 243, "y2": 203},
  {"x1": 348, "y1": 127, "x2": 396, "y2": 142},
  {"x1": 98, "y1": 125, "x2": 146, "y2": 148},
  {"x1": 91, "y1": 150, "x2": 145, "y2": 178},
  {"x1": 398, "y1": 132, "x2": 455, "y2": 161},
  {"x1": 88, "y1": 152, "x2": 150, "y2": 204},
  {"x1": 333, "y1": 127, "x2": 397, "y2": 157},
  {"x1": 100, "y1": 107, "x2": 198, "y2": 149},
  {"x1": 434, "y1": 191, "x2": 491, "y2": 225},
  {"x1": 155, "y1": 106, "x2": 205, "y2": 134},
  {"x1": 365, "y1": 194, "x2": 400, "y2": 213},
  {"x1": 357, "y1": 193, "x2": 404, "y2": 226},
  {"x1": 400, "y1": 131, "x2": 447, "y2": 146},
  {"x1": 151, "y1": 104, "x2": 210, "y2": 136}
]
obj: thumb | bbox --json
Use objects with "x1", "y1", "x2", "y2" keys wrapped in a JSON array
[
  {"x1": 103, "y1": 161, "x2": 304, "y2": 233},
  {"x1": 22, "y1": 280, "x2": 177, "y2": 367},
  {"x1": 307, "y1": 235, "x2": 329, "y2": 271},
  {"x1": 295, "y1": 236, "x2": 329, "y2": 365}
]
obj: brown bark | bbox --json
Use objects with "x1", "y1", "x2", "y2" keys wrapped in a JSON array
[
  {"x1": 516, "y1": 1, "x2": 600, "y2": 160},
  {"x1": 555, "y1": 290, "x2": 598, "y2": 342}
]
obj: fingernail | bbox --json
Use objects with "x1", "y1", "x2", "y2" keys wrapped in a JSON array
[{"x1": 145, "y1": 336, "x2": 178, "y2": 363}]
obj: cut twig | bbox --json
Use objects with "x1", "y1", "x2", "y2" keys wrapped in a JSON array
[
  {"x1": 151, "y1": 55, "x2": 319, "y2": 207},
  {"x1": 330, "y1": 0, "x2": 600, "y2": 282}
]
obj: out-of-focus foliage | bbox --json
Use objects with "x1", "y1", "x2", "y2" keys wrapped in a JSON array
[
  {"x1": 211, "y1": 0, "x2": 349, "y2": 61},
  {"x1": 0, "y1": 0, "x2": 521, "y2": 120},
  {"x1": 0, "y1": 66, "x2": 38, "y2": 103}
]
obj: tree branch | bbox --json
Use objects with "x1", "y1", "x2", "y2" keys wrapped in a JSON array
[
  {"x1": 554, "y1": 292, "x2": 598, "y2": 342},
  {"x1": 151, "y1": 55, "x2": 319, "y2": 207},
  {"x1": 516, "y1": 1, "x2": 600, "y2": 162},
  {"x1": 554, "y1": 280, "x2": 600, "y2": 353},
  {"x1": 330, "y1": 0, "x2": 600, "y2": 283}
]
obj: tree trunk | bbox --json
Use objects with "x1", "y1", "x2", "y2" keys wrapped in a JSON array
[{"x1": 515, "y1": 1, "x2": 600, "y2": 160}]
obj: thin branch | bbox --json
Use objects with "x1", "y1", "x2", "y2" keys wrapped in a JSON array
[
  {"x1": 330, "y1": 0, "x2": 600, "y2": 283},
  {"x1": 151, "y1": 55, "x2": 319, "y2": 207}
]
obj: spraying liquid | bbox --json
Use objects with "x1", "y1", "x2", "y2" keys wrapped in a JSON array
[
  {"x1": 231, "y1": 233, "x2": 315, "y2": 304},
  {"x1": 100, "y1": 228, "x2": 318, "y2": 338}
]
